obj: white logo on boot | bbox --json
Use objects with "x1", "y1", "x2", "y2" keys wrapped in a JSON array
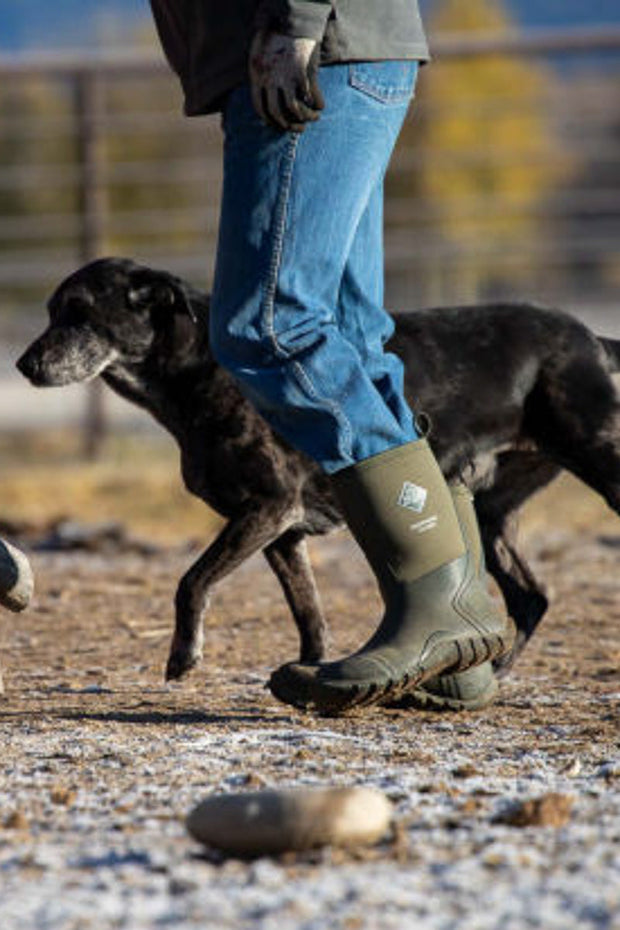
[
  {"x1": 409, "y1": 515, "x2": 438, "y2": 534},
  {"x1": 397, "y1": 481, "x2": 427, "y2": 513}
]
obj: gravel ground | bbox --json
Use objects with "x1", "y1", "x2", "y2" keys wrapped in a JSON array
[{"x1": 1, "y1": 512, "x2": 619, "y2": 930}]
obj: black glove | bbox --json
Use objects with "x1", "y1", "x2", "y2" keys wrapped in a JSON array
[{"x1": 249, "y1": 31, "x2": 325, "y2": 132}]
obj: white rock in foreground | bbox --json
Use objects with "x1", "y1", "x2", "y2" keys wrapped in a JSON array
[
  {"x1": 0, "y1": 539, "x2": 34, "y2": 612},
  {"x1": 186, "y1": 786, "x2": 393, "y2": 856}
]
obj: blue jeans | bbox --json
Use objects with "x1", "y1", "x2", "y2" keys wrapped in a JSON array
[{"x1": 210, "y1": 61, "x2": 420, "y2": 474}]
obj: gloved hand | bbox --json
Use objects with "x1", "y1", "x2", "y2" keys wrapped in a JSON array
[{"x1": 249, "y1": 31, "x2": 325, "y2": 132}]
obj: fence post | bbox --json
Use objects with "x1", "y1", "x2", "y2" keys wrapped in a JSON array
[{"x1": 74, "y1": 68, "x2": 107, "y2": 460}]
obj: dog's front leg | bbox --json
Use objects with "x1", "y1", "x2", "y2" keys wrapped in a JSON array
[
  {"x1": 264, "y1": 531, "x2": 329, "y2": 662},
  {"x1": 166, "y1": 509, "x2": 288, "y2": 680}
]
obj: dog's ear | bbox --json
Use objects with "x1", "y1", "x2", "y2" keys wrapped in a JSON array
[{"x1": 128, "y1": 275, "x2": 197, "y2": 323}]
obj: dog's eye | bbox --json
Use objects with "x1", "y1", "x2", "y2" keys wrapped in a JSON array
[{"x1": 61, "y1": 297, "x2": 90, "y2": 320}]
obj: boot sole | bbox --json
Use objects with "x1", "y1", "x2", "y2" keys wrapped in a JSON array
[
  {"x1": 383, "y1": 673, "x2": 499, "y2": 712},
  {"x1": 269, "y1": 623, "x2": 514, "y2": 716}
]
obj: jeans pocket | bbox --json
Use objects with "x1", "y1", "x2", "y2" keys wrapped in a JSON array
[{"x1": 348, "y1": 61, "x2": 418, "y2": 105}]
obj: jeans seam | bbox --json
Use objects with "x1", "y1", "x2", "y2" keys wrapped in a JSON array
[
  {"x1": 291, "y1": 359, "x2": 355, "y2": 463},
  {"x1": 263, "y1": 132, "x2": 300, "y2": 360},
  {"x1": 348, "y1": 64, "x2": 417, "y2": 105},
  {"x1": 261, "y1": 132, "x2": 354, "y2": 463}
]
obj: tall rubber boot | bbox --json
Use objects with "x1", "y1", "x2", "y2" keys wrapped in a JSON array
[
  {"x1": 269, "y1": 439, "x2": 514, "y2": 715},
  {"x1": 395, "y1": 484, "x2": 499, "y2": 712}
]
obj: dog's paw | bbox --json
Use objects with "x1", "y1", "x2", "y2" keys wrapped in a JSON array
[{"x1": 165, "y1": 648, "x2": 201, "y2": 681}]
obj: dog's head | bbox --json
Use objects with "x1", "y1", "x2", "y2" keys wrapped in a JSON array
[{"x1": 17, "y1": 257, "x2": 199, "y2": 387}]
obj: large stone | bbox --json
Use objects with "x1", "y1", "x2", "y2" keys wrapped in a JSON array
[
  {"x1": 186, "y1": 786, "x2": 393, "y2": 857},
  {"x1": 0, "y1": 539, "x2": 34, "y2": 612}
]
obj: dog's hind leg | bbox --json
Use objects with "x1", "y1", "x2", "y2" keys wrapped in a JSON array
[
  {"x1": 482, "y1": 513, "x2": 549, "y2": 674},
  {"x1": 554, "y1": 406, "x2": 620, "y2": 520},
  {"x1": 167, "y1": 508, "x2": 291, "y2": 680},
  {"x1": 475, "y1": 453, "x2": 560, "y2": 672},
  {"x1": 528, "y1": 346, "x2": 620, "y2": 519},
  {"x1": 264, "y1": 531, "x2": 329, "y2": 662}
]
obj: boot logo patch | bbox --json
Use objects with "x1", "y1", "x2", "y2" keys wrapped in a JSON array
[{"x1": 397, "y1": 481, "x2": 427, "y2": 513}]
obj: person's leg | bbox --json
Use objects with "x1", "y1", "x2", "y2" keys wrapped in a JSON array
[
  {"x1": 335, "y1": 180, "x2": 416, "y2": 439},
  {"x1": 337, "y1": 182, "x2": 499, "y2": 713},
  {"x1": 269, "y1": 439, "x2": 513, "y2": 714},
  {"x1": 210, "y1": 62, "x2": 419, "y2": 474},
  {"x1": 211, "y1": 61, "x2": 513, "y2": 713}
]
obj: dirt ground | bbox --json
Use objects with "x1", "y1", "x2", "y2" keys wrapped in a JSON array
[{"x1": 1, "y1": 451, "x2": 619, "y2": 929}]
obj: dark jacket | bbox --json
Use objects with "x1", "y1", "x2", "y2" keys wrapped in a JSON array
[{"x1": 149, "y1": 1, "x2": 429, "y2": 116}]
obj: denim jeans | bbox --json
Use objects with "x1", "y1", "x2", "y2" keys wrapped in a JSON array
[{"x1": 210, "y1": 61, "x2": 420, "y2": 474}]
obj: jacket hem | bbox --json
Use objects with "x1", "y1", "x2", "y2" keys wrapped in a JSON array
[{"x1": 182, "y1": 45, "x2": 430, "y2": 116}]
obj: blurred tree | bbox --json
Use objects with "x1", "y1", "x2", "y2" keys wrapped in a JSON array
[
  {"x1": 0, "y1": 78, "x2": 75, "y2": 229},
  {"x1": 103, "y1": 24, "x2": 217, "y2": 259},
  {"x1": 0, "y1": 22, "x2": 216, "y2": 319},
  {"x1": 388, "y1": 0, "x2": 569, "y2": 302},
  {"x1": 0, "y1": 78, "x2": 77, "y2": 309},
  {"x1": 567, "y1": 108, "x2": 620, "y2": 293}
]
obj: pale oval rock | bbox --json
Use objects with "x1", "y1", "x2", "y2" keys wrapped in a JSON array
[
  {"x1": 0, "y1": 539, "x2": 34, "y2": 612},
  {"x1": 186, "y1": 786, "x2": 393, "y2": 856}
]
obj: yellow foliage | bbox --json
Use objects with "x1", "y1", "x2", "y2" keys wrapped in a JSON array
[
  {"x1": 390, "y1": 0, "x2": 573, "y2": 296},
  {"x1": 421, "y1": 0, "x2": 564, "y2": 244},
  {"x1": 432, "y1": 0, "x2": 512, "y2": 33}
]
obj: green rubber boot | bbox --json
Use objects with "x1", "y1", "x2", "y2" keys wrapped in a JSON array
[
  {"x1": 394, "y1": 484, "x2": 499, "y2": 712},
  {"x1": 269, "y1": 440, "x2": 514, "y2": 715}
]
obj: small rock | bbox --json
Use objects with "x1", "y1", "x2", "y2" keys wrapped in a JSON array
[
  {"x1": 459, "y1": 797, "x2": 486, "y2": 816},
  {"x1": 50, "y1": 786, "x2": 76, "y2": 806},
  {"x1": 0, "y1": 539, "x2": 34, "y2": 612},
  {"x1": 596, "y1": 760, "x2": 620, "y2": 781},
  {"x1": 239, "y1": 772, "x2": 266, "y2": 789},
  {"x1": 559, "y1": 757, "x2": 582, "y2": 778},
  {"x1": 494, "y1": 793, "x2": 574, "y2": 828},
  {"x1": 3, "y1": 810, "x2": 29, "y2": 831},
  {"x1": 169, "y1": 875, "x2": 199, "y2": 896},
  {"x1": 452, "y1": 763, "x2": 480, "y2": 779},
  {"x1": 186, "y1": 786, "x2": 393, "y2": 857},
  {"x1": 114, "y1": 802, "x2": 135, "y2": 814},
  {"x1": 482, "y1": 851, "x2": 506, "y2": 869},
  {"x1": 418, "y1": 781, "x2": 449, "y2": 795}
]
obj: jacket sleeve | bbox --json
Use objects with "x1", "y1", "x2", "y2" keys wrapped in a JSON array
[
  {"x1": 256, "y1": 1, "x2": 334, "y2": 41},
  {"x1": 149, "y1": 0, "x2": 190, "y2": 78}
]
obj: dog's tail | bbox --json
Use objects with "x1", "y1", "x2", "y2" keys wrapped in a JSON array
[{"x1": 599, "y1": 337, "x2": 620, "y2": 373}]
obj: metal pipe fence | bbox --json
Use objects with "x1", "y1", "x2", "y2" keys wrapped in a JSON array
[{"x1": 0, "y1": 25, "x2": 618, "y2": 446}]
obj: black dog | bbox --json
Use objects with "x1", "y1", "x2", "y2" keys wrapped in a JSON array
[{"x1": 17, "y1": 258, "x2": 620, "y2": 681}]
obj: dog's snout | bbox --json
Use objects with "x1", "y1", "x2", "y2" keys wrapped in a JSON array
[{"x1": 16, "y1": 347, "x2": 43, "y2": 384}]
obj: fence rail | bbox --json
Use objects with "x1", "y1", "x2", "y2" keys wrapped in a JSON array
[
  {"x1": 0, "y1": 28, "x2": 617, "y2": 302},
  {"x1": 2, "y1": 24, "x2": 620, "y2": 72},
  {"x1": 0, "y1": 26, "x2": 619, "y2": 447}
]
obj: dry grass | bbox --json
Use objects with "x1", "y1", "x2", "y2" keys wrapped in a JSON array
[
  {"x1": 0, "y1": 428, "x2": 616, "y2": 546},
  {"x1": 0, "y1": 429, "x2": 221, "y2": 544}
]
